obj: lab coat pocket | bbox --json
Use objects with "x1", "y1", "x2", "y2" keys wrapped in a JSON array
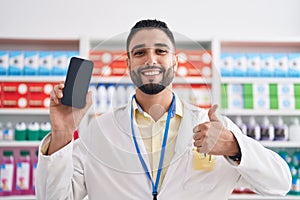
[{"x1": 183, "y1": 150, "x2": 216, "y2": 192}]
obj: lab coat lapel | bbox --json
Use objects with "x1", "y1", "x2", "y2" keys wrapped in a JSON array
[
  {"x1": 160, "y1": 101, "x2": 198, "y2": 191},
  {"x1": 122, "y1": 101, "x2": 152, "y2": 172}
]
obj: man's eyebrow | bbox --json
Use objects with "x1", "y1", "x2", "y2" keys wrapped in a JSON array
[
  {"x1": 131, "y1": 44, "x2": 145, "y2": 52},
  {"x1": 154, "y1": 43, "x2": 170, "y2": 49},
  {"x1": 130, "y1": 43, "x2": 171, "y2": 52}
]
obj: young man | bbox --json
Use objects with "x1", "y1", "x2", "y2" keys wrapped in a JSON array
[{"x1": 36, "y1": 19, "x2": 291, "y2": 200}]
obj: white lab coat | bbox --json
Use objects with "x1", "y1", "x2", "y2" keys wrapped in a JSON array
[{"x1": 36, "y1": 100, "x2": 291, "y2": 200}]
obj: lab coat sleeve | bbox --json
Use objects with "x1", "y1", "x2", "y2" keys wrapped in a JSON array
[
  {"x1": 224, "y1": 117, "x2": 292, "y2": 196},
  {"x1": 36, "y1": 134, "x2": 88, "y2": 200}
]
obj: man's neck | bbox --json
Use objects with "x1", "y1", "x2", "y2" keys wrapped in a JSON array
[{"x1": 135, "y1": 89, "x2": 173, "y2": 122}]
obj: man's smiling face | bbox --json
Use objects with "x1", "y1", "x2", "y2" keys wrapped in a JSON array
[{"x1": 127, "y1": 28, "x2": 177, "y2": 95}]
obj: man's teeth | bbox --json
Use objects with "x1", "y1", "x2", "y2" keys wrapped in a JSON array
[{"x1": 143, "y1": 71, "x2": 160, "y2": 76}]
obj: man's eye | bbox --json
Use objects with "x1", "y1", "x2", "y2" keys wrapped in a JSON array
[
  {"x1": 156, "y1": 49, "x2": 167, "y2": 54},
  {"x1": 133, "y1": 50, "x2": 145, "y2": 56}
]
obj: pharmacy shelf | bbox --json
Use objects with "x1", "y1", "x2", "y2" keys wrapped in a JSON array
[
  {"x1": 0, "y1": 76, "x2": 64, "y2": 82},
  {"x1": 91, "y1": 76, "x2": 212, "y2": 84},
  {"x1": 0, "y1": 141, "x2": 40, "y2": 147},
  {"x1": 260, "y1": 141, "x2": 300, "y2": 148},
  {"x1": 0, "y1": 195, "x2": 36, "y2": 200},
  {"x1": 0, "y1": 109, "x2": 49, "y2": 115},
  {"x1": 221, "y1": 77, "x2": 300, "y2": 84},
  {"x1": 229, "y1": 194, "x2": 300, "y2": 200},
  {"x1": 220, "y1": 109, "x2": 300, "y2": 116}
]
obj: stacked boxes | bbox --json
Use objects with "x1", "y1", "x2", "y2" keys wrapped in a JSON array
[
  {"x1": 0, "y1": 82, "x2": 56, "y2": 108},
  {"x1": 176, "y1": 50, "x2": 212, "y2": 77},
  {"x1": 0, "y1": 50, "x2": 79, "y2": 76},
  {"x1": 220, "y1": 52, "x2": 300, "y2": 77},
  {"x1": 221, "y1": 83, "x2": 300, "y2": 110}
]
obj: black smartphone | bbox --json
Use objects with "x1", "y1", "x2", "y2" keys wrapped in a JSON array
[{"x1": 61, "y1": 57, "x2": 94, "y2": 108}]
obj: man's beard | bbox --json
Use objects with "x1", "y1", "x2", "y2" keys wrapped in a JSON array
[{"x1": 129, "y1": 65, "x2": 175, "y2": 95}]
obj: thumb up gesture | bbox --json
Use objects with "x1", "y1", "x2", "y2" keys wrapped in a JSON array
[{"x1": 193, "y1": 104, "x2": 240, "y2": 156}]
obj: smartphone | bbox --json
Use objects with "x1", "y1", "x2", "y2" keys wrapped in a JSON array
[{"x1": 61, "y1": 57, "x2": 94, "y2": 108}]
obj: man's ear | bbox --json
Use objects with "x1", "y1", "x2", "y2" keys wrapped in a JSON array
[
  {"x1": 126, "y1": 57, "x2": 131, "y2": 69},
  {"x1": 173, "y1": 54, "x2": 178, "y2": 71}
]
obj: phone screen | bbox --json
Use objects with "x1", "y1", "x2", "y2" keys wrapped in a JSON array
[{"x1": 61, "y1": 57, "x2": 94, "y2": 108}]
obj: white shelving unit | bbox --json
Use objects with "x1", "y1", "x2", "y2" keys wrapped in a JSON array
[
  {"x1": 229, "y1": 194, "x2": 300, "y2": 200},
  {"x1": 1, "y1": 36, "x2": 300, "y2": 199}
]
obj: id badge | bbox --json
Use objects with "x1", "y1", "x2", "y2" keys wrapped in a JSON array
[{"x1": 193, "y1": 148, "x2": 215, "y2": 171}]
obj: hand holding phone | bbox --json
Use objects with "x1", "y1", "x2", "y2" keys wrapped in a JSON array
[{"x1": 61, "y1": 57, "x2": 94, "y2": 108}]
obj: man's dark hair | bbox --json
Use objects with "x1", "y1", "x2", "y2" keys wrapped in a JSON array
[{"x1": 126, "y1": 19, "x2": 176, "y2": 54}]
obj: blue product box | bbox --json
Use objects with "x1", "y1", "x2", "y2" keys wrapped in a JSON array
[
  {"x1": 0, "y1": 51, "x2": 9, "y2": 75},
  {"x1": 220, "y1": 53, "x2": 234, "y2": 77},
  {"x1": 260, "y1": 53, "x2": 274, "y2": 77},
  {"x1": 9, "y1": 51, "x2": 24, "y2": 76},
  {"x1": 246, "y1": 53, "x2": 260, "y2": 77},
  {"x1": 67, "y1": 51, "x2": 80, "y2": 60},
  {"x1": 273, "y1": 53, "x2": 288, "y2": 77},
  {"x1": 52, "y1": 51, "x2": 68, "y2": 76},
  {"x1": 24, "y1": 51, "x2": 39, "y2": 76},
  {"x1": 232, "y1": 53, "x2": 247, "y2": 77},
  {"x1": 38, "y1": 51, "x2": 53, "y2": 76},
  {"x1": 288, "y1": 53, "x2": 300, "y2": 77}
]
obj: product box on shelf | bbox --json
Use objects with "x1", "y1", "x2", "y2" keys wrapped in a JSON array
[
  {"x1": 27, "y1": 83, "x2": 53, "y2": 108},
  {"x1": 0, "y1": 51, "x2": 9, "y2": 76},
  {"x1": 176, "y1": 50, "x2": 212, "y2": 77},
  {"x1": 52, "y1": 51, "x2": 68, "y2": 76},
  {"x1": 89, "y1": 50, "x2": 127, "y2": 76},
  {"x1": 24, "y1": 51, "x2": 39, "y2": 76},
  {"x1": 288, "y1": 53, "x2": 300, "y2": 77},
  {"x1": 260, "y1": 53, "x2": 274, "y2": 77},
  {"x1": 246, "y1": 53, "x2": 261, "y2": 77},
  {"x1": 8, "y1": 51, "x2": 24, "y2": 76},
  {"x1": 173, "y1": 84, "x2": 211, "y2": 108},
  {"x1": 0, "y1": 82, "x2": 57, "y2": 109},
  {"x1": 274, "y1": 53, "x2": 288, "y2": 77},
  {"x1": 38, "y1": 51, "x2": 53, "y2": 76},
  {"x1": 232, "y1": 53, "x2": 247, "y2": 77},
  {"x1": 2, "y1": 82, "x2": 28, "y2": 108}
]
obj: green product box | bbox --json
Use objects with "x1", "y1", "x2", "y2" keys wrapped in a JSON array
[
  {"x1": 244, "y1": 95, "x2": 253, "y2": 109},
  {"x1": 295, "y1": 95, "x2": 300, "y2": 109},
  {"x1": 243, "y1": 84, "x2": 253, "y2": 96},
  {"x1": 270, "y1": 96, "x2": 279, "y2": 109},
  {"x1": 295, "y1": 84, "x2": 300, "y2": 97},
  {"x1": 221, "y1": 95, "x2": 228, "y2": 109},
  {"x1": 220, "y1": 84, "x2": 228, "y2": 109},
  {"x1": 269, "y1": 83, "x2": 278, "y2": 96},
  {"x1": 221, "y1": 84, "x2": 228, "y2": 97}
]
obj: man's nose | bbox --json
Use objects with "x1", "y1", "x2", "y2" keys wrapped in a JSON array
[{"x1": 145, "y1": 50, "x2": 157, "y2": 65}]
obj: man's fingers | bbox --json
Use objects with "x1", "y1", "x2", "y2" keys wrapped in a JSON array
[
  {"x1": 50, "y1": 83, "x2": 65, "y2": 104},
  {"x1": 208, "y1": 104, "x2": 219, "y2": 121}
]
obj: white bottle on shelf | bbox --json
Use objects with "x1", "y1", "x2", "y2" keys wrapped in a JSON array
[
  {"x1": 89, "y1": 84, "x2": 98, "y2": 113},
  {"x1": 0, "y1": 122, "x2": 3, "y2": 141},
  {"x1": 274, "y1": 116, "x2": 289, "y2": 141},
  {"x1": 107, "y1": 84, "x2": 116, "y2": 110},
  {"x1": 234, "y1": 116, "x2": 247, "y2": 135},
  {"x1": 116, "y1": 84, "x2": 126, "y2": 107},
  {"x1": 289, "y1": 117, "x2": 300, "y2": 141},
  {"x1": 3, "y1": 122, "x2": 14, "y2": 141},
  {"x1": 97, "y1": 84, "x2": 108, "y2": 113},
  {"x1": 246, "y1": 116, "x2": 261, "y2": 141},
  {"x1": 260, "y1": 116, "x2": 275, "y2": 141}
]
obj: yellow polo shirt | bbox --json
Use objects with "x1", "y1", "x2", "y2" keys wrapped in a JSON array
[{"x1": 132, "y1": 97, "x2": 183, "y2": 192}]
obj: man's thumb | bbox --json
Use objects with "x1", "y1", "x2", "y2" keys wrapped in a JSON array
[{"x1": 208, "y1": 104, "x2": 219, "y2": 121}]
